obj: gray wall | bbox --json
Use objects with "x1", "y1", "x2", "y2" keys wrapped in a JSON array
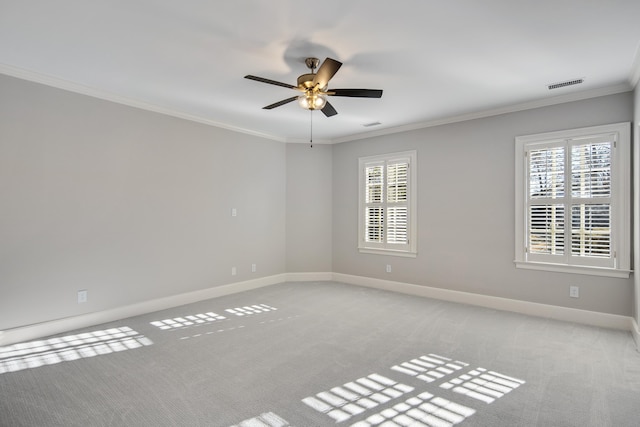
[
  {"x1": 0, "y1": 74, "x2": 287, "y2": 330},
  {"x1": 286, "y1": 143, "x2": 333, "y2": 273},
  {"x1": 1, "y1": 72, "x2": 635, "y2": 333},
  {"x1": 333, "y1": 92, "x2": 635, "y2": 316}
]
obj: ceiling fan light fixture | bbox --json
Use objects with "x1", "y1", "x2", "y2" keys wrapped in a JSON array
[
  {"x1": 298, "y1": 93, "x2": 327, "y2": 110},
  {"x1": 245, "y1": 56, "x2": 383, "y2": 118}
]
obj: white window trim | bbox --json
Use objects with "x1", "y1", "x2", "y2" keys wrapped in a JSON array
[
  {"x1": 358, "y1": 150, "x2": 417, "y2": 257},
  {"x1": 514, "y1": 122, "x2": 631, "y2": 278}
]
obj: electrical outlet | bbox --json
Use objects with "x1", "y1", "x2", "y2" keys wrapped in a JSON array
[
  {"x1": 569, "y1": 286, "x2": 579, "y2": 298},
  {"x1": 231, "y1": 208, "x2": 237, "y2": 217},
  {"x1": 77, "y1": 290, "x2": 88, "y2": 304},
  {"x1": 386, "y1": 264, "x2": 392, "y2": 273},
  {"x1": 251, "y1": 263, "x2": 256, "y2": 273},
  {"x1": 231, "y1": 266, "x2": 237, "y2": 276}
]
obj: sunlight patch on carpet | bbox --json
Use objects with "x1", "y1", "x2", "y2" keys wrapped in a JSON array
[
  {"x1": 302, "y1": 352, "x2": 526, "y2": 425},
  {"x1": 0, "y1": 327, "x2": 152, "y2": 374},
  {"x1": 229, "y1": 411, "x2": 291, "y2": 427},
  {"x1": 303, "y1": 373, "x2": 415, "y2": 423},
  {"x1": 440, "y1": 368, "x2": 525, "y2": 404},
  {"x1": 391, "y1": 354, "x2": 469, "y2": 383},
  {"x1": 225, "y1": 304, "x2": 278, "y2": 317},
  {"x1": 351, "y1": 391, "x2": 476, "y2": 427},
  {"x1": 150, "y1": 312, "x2": 227, "y2": 330}
]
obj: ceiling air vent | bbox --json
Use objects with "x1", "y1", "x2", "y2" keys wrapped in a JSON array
[
  {"x1": 547, "y1": 78, "x2": 584, "y2": 90},
  {"x1": 363, "y1": 121, "x2": 382, "y2": 127}
]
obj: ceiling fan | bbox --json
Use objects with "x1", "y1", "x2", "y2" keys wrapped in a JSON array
[{"x1": 244, "y1": 57, "x2": 383, "y2": 117}]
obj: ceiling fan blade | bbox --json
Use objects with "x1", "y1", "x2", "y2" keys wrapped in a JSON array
[
  {"x1": 245, "y1": 75, "x2": 296, "y2": 89},
  {"x1": 321, "y1": 101, "x2": 338, "y2": 117},
  {"x1": 263, "y1": 96, "x2": 298, "y2": 110},
  {"x1": 313, "y1": 58, "x2": 342, "y2": 89},
  {"x1": 329, "y1": 89, "x2": 383, "y2": 98}
]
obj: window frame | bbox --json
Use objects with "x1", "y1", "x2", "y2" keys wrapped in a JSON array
[
  {"x1": 514, "y1": 122, "x2": 631, "y2": 278},
  {"x1": 358, "y1": 150, "x2": 417, "y2": 257}
]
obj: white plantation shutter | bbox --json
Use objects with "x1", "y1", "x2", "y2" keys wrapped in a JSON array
[
  {"x1": 359, "y1": 151, "x2": 416, "y2": 256},
  {"x1": 365, "y1": 163, "x2": 384, "y2": 243},
  {"x1": 528, "y1": 145, "x2": 566, "y2": 256},
  {"x1": 518, "y1": 125, "x2": 628, "y2": 272},
  {"x1": 570, "y1": 140, "x2": 612, "y2": 260},
  {"x1": 386, "y1": 161, "x2": 408, "y2": 245}
]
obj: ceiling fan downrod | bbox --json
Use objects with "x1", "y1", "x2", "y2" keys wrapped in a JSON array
[{"x1": 305, "y1": 57, "x2": 320, "y2": 73}]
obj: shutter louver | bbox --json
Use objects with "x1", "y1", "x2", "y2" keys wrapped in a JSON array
[
  {"x1": 366, "y1": 206, "x2": 384, "y2": 243},
  {"x1": 387, "y1": 162, "x2": 408, "y2": 203},
  {"x1": 366, "y1": 165, "x2": 383, "y2": 203},
  {"x1": 387, "y1": 206, "x2": 408, "y2": 244},
  {"x1": 571, "y1": 143, "x2": 611, "y2": 198},
  {"x1": 529, "y1": 204, "x2": 565, "y2": 254},
  {"x1": 529, "y1": 147, "x2": 564, "y2": 199},
  {"x1": 571, "y1": 204, "x2": 610, "y2": 258}
]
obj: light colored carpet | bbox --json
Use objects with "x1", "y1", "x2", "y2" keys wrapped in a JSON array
[{"x1": 1, "y1": 281, "x2": 639, "y2": 426}]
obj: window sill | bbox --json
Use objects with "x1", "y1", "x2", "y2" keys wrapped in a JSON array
[
  {"x1": 359, "y1": 248, "x2": 417, "y2": 258},
  {"x1": 514, "y1": 261, "x2": 631, "y2": 278}
]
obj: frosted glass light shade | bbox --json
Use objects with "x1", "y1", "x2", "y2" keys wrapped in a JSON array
[{"x1": 298, "y1": 94, "x2": 327, "y2": 110}]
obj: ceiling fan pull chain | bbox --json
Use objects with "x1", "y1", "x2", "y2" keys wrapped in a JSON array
[{"x1": 310, "y1": 110, "x2": 313, "y2": 148}]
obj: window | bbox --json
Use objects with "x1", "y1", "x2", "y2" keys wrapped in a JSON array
[
  {"x1": 359, "y1": 151, "x2": 417, "y2": 256},
  {"x1": 515, "y1": 123, "x2": 630, "y2": 277}
]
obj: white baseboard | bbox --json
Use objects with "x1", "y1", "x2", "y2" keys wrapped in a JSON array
[
  {"x1": 285, "y1": 272, "x2": 334, "y2": 282},
  {"x1": 2, "y1": 272, "x2": 635, "y2": 348},
  {"x1": 332, "y1": 273, "x2": 634, "y2": 331},
  {"x1": 0, "y1": 274, "x2": 287, "y2": 347},
  {"x1": 632, "y1": 318, "x2": 640, "y2": 352}
]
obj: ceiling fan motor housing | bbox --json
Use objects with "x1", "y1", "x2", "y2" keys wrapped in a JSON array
[
  {"x1": 297, "y1": 73, "x2": 317, "y2": 89},
  {"x1": 298, "y1": 57, "x2": 327, "y2": 90}
]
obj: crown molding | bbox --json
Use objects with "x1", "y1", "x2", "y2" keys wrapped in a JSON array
[
  {"x1": 0, "y1": 63, "x2": 286, "y2": 143},
  {"x1": 2, "y1": 62, "x2": 633, "y2": 146},
  {"x1": 332, "y1": 83, "x2": 633, "y2": 144}
]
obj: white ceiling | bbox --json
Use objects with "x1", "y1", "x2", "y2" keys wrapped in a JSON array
[{"x1": 1, "y1": 0, "x2": 639, "y2": 143}]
